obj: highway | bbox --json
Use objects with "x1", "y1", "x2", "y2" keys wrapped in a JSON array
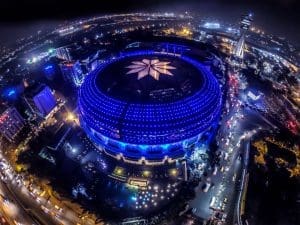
[
  {"x1": 0, "y1": 181, "x2": 35, "y2": 225},
  {"x1": 0, "y1": 142, "x2": 98, "y2": 225},
  {"x1": 188, "y1": 62, "x2": 280, "y2": 225},
  {"x1": 236, "y1": 139, "x2": 250, "y2": 225}
]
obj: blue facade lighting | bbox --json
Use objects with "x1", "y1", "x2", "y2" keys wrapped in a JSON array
[{"x1": 78, "y1": 50, "x2": 222, "y2": 163}]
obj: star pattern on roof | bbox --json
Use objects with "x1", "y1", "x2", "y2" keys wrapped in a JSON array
[{"x1": 126, "y1": 59, "x2": 176, "y2": 80}]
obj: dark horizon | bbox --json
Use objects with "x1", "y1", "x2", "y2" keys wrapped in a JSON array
[
  {"x1": 0, "y1": 0, "x2": 299, "y2": 46},
  {"x1": 0, "y1": 0, "x2": 299, "y2": 21}
]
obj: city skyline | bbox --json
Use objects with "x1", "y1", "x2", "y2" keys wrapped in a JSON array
[
  {"x1": 0, "y1": 4, "x2": 298, "y2": 225},
  {"x1": 0, "y1": 0, "x2": 299, "y2": 46}
]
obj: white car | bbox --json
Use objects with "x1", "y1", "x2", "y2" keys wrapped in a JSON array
[
  {"x1": 202, "y1": 182, "x2": 211, "y2": 192},
  {"x1": 213, "y1": 166, "x2": 218, "y2": 175}
]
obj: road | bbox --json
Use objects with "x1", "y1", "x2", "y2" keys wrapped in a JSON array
[
  {"x1": 235, "y1": 139, "x2": 250, "y2": 225},
  {"x1": 0, "y1": 142, "x2": 98, "y2": 225},
  {"x1": 0, "y1": 180, "x2": 36, "y2": 225},
  {"x1": 188, "y1": 60, "x2": 281, "y2": 225}
]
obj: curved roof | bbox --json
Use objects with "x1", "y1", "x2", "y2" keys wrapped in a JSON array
[
  {"x1": 78, "y1": 51, "x2": 222, "y2": 146},
  {"x1": 96, "y1": 54, "x2": 203, "y2": 103}
]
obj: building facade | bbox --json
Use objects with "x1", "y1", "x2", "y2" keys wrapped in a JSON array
[
  {"x1": 0, "y1": 107, "x2": 25, "y2": 142},
  {"x1": 55, "y1": 47, "x2": 72, "y2": 61},
  {"x1": 59, "y1": 61, "x2": 86, "y2": 87},
  {"x1": 24, "y1": 85, "x2": 56, "y2": 118}
]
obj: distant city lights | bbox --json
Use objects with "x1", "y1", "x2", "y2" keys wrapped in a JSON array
[{"x1": 203, "y1": 22, "x2": 220, "y2": 29}]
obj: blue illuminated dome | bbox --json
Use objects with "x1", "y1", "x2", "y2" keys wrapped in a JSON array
[{"x1": 78, "y1": 50, "x2": 222, "y2": 164}]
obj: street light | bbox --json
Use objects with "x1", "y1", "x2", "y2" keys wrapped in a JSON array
[{"x1": 66, "y1": 112, "x2": 75, "y2": 121}]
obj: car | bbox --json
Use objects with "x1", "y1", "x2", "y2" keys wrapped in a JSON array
[
  {"x1": 224, "y1": 152, "x2": 229, "y2": 160},
  {"x1": 202, "y1": 183, "x2": 211, "y2": 192},
  {"x1": 41, "y1": 205, "x2": 49, "y2": 214},
  {"x1": 209, "y1": 197, "x2": 216, "y2": 208},
  {"x1": 222, "y1": 213, "x2": 227, "y2": 222},
  {"x1": 220, "y1": 166, "x2": 225, "y2": 172},
  {"x1": 232, "y1": 174, "x2": 237, "y2": 182},
  {"x1": 13, "y1": 220, "x2": 24, "y2": 225},
  {"x1": 225, "y1": 139, "x2": 230, "y2": 146},
  {"x1": 238, "y1": 154, "x2": 242, "y2": 160},
  {"x1": 0, "y1": 216, "x2": 8, "y2": 225},
  {"x1": 221, "y1": 203, "x2": 226, "y2": 211},
  {"x1": 223, "y1": 198, "x2": 228, "y2": 204},
  {"x1": 213, "y1": 166, "x2": 218, "y2": 175}
]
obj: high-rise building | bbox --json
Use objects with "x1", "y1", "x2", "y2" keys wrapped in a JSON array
[
  {"x1": 234, "y1": 13, "x2": 253, "y2": 58},
  {"x1": 55, "y1": 47, "x2": 72, "y2": 61},
  {"x1": 59, "y1": 61, "x2": 86, "y2": 87},
  {"x1": 234, "y1": 35, "x2": 245, "y2": 58},
  {"x1": 24, "y1": 84, "x2": 56, "y2": 117},
  {"x1": 0, "y1": 107, "x2": 25, "y2": 142}
]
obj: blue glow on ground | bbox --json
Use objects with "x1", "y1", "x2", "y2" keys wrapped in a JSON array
[
  {"x1": 45, "y1": 65, "x2": 53, "y2": 70},
  {"x1": 1, "y1": 86, "x2": 20, "y2": 101},
  {"x1": 7, "y1": 89, "x2": 16, "y2": 96},
  {"x1": 131, "y1": 196, "x2": 137, "y2": 201},
  {"x1": 44, "y1": 64, "x2": 56, "y2": 80}
]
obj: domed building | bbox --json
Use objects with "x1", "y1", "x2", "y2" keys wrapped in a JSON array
[{"x1": 78, "y1": 49, "x2": 222, "y2": 165}]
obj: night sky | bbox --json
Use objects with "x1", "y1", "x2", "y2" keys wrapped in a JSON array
[{"x1": 0, "y1": 0, "x2": 299, "y2": 46}]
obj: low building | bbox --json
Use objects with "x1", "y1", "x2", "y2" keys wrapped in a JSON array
[
  {"x1": 0, "y1": 107, "x2": 25, "y2": 142},
  {"x1": 23, "y1": 84, "x2": 56, "y2": 118}
]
